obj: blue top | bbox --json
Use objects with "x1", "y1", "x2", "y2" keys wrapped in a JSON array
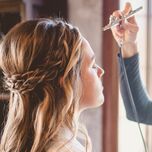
[{"x1": 118, "y1": 53, "x2": 152, "y2": 125}]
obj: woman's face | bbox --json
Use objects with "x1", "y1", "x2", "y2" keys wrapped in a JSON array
[{"x1": 80, "y1": 38, "x2": 104, "y2": 110}]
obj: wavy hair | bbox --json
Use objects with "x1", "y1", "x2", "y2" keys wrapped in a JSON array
[{"x1": 0, "y1": 18, "x2": 91, "y2": 152}]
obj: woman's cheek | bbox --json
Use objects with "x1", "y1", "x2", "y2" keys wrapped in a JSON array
[{"x1": 83, "y1": 71, "x2": 98, "y2": 104}]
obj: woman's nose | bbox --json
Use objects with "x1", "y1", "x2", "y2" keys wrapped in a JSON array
[{"x1": 97, "y1": 66, "x2": 104, "y2": 78}]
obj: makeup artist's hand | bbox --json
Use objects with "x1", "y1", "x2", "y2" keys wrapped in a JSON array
[{"x1": 111, "y1": 2, "x2": 139, "y2": 58}]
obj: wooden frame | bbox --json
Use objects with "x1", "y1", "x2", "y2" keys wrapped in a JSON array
[
  {"x1": 102, "y1": 0, "x2": 119, "y2": 152},
  {"x1": 0, "y1": 0, "x2": 25, "y2": 20}
]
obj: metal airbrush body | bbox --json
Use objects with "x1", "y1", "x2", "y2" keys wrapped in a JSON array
[{"x1": 103, "y1": 6, "x2": 143, "y2": 31}]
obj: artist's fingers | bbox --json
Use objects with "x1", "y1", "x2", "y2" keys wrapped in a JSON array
[
  {"x1": 111, "y1": 26, "x2": 124, "y2": 38},
  {"x1": 127, "y1": 15, "x2": 137, "y2": 24},
  {"x1": 111, "y1": 16, "x2": 125, "y2": 38},
  {"x1": 112, "y1": 10, "x2": 122, "y2": 19},
  {"x1": 111, "y1": 30, "x2": 124, "y2": 45},
  {"x1": 112, "y1": 10, "x2": 128, "y2": 28},
  {"x1": 122, "y1": 2, "x2": 132, "y2": 15},
  {"x1": 123, "y1": 21, "x2": 139, "y2": 33},
  {"x1": 112, "y1": 10, "x2": 125, "y2": 30},
  {"x1": 122, "y1": 2, "x2": 137, "y2": 24}
]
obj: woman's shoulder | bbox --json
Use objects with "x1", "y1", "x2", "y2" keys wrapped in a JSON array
[
  {"x1": 47, "y1": 138, "x2": 85, "y2": 152},
  {"x1": 47, "y1": 127, "x2": 86, "y2": 152}
]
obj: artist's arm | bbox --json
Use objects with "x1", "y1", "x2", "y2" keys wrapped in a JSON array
[{"x1": 118, "y1": 53, "x2": 152, "y2": 124}]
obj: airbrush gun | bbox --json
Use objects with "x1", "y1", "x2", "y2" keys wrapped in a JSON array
[{"x1": 103, "y1": 6, "x2": 143, "y2": 31}]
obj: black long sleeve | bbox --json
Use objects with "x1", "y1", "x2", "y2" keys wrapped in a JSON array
[{"x1": 118, "y1": 53, "x2": 152, "y2": 125}]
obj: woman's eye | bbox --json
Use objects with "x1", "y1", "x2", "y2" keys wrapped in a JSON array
[{"x1": 92, "y1": 64, "x2": 97, "y2": 69}]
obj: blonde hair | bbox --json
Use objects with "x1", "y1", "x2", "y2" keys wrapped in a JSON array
[{"x1": 0, "y1": 18, "x2": 91, "y2": 152}]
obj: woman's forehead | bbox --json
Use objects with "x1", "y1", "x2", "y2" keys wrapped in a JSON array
[{"x1": 82, "y1": 38, "x2": 95, "y2": 62}]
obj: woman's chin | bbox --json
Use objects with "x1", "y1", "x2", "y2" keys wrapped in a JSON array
[
  {"x1": 95, "y1": 95, "x2": 105, "y2": 107},
  {"x1": 89, "y1": 96, "x2": 105, "y2": 109}
]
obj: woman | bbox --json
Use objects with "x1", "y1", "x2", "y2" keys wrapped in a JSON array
[
  {"x1": 111, "y1": 2, "x2": 152, "y2": 124},
  {"x1": 0, "y1": 18, "x2": 104, "y2": 151}
]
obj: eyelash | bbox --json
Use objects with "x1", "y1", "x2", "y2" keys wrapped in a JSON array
[{"x1": 92, "y1": 64, "x2": 98, "y2": 69}]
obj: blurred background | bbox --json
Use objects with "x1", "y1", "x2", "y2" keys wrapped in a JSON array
[{"x1": 0, "y1": 0, "x2": 152, "y2": 152}]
